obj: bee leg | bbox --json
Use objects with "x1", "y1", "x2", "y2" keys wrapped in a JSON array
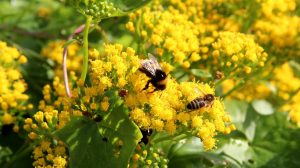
[{"x1": 142, "y1": 80, "x2": 151, "y2": 91}]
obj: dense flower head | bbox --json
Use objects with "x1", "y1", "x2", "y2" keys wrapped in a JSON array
[
  {"x1": 253, "y1": 0, "x2": 300, "y2": 58},
  {"x1": 0, "y1": 41, "x2": 31, "y2": 129},
  {"x1": 90, "y1": 44, "x2": 140, "y2": 93},
  {"x1": 271, "y1": 63, "x2": 300, "y2": 101},
  {"x1": 283, "y1": 91, "x2": 300, "y2": 126},
  {"x1": 41, "y1": 40, "x2": 82, "y2": 77},
  {"x1": 26, "y1": 42, "x2": 234, "y2": 168},
  {"x1": 211, "y1": 31, "x2": 268, "y2": 77},
  {"x1": 32, "y1": 140, "x2": 68, "y2": 168},
  {"x1": 25, "y1": 40, "x2": 84, "y2": 168},
  {"x1": 127, "y1": 4, "x2": 200, "y2": 69},
  {"x1": 89, "y1": 44, "x2": 234, "y2": 150},
  {"x1": 222, "y1": 79, "x2": 271, "y2": 101},
  {"x1": 25, "y1": 77, "x2": 79, "y2": 168},
  {"x1": 126, "y1": 0, "x2": 241, "y2": 71},
  {"x1": 270, "y1": 63, "x2": 300, "y2": 126}
]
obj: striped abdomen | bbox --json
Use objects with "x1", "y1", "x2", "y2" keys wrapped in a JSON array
[{"x1": 187, "y1": 98, "x2": 206, "y2": 110}]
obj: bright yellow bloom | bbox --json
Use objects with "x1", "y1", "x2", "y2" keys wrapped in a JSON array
[
  {"x1": 0, "y1": 41, "x2": 30, "y2": 128},
  {"x1": 212, "y1": 31, "x2": 268, "y2": 77},
  {"x1": 1, "y1": 113, "x2": 15, "y2": 125}
]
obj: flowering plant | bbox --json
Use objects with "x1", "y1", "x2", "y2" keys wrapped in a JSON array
[{"x1": 1, "y1": 0, "x2": 300, "y2": 168}]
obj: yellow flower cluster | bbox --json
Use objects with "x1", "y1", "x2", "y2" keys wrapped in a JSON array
[
  {"x1": 271, "y1": 63, "x2": 300, "y2": 101},
  {"x1": 212, "y1": 31, "x2": 268, "y2": 76},
  {"x1": 271, "y1": 63, "x2": 300, "y2": 126},
  {"x1": 41, "y1": 40, "x2": 82, "y2": 77},
  {"x1": 129, "y1": 144, "x2": 168, "y2": 168},
  {"x1": 25, "y1": 113, "x2": 68, "y2": 168},
  {"x1": 32, "y1": 139, "x2": 67, "y2": 168},
  {"x1": 253, "y1": 0, "x2": 300, "y2": 56},
  {"x1": 25, "y1": 78, "x2": 80, "y2": 168},
  {"x1": 24, "y1": 40, "x2": 84, "y2": 167},
  {"x1": 222, "y1": 79, "x2": 271, "y2": 101},
  {"x1": 126, "y1": 0, "x2": 241, "y2": 70},
  {"x1": 128, "y1": 79, "x2": 235, "y2": 150},
  {"x1": 283, "y1": 91, "x2": 300, "y2": 126},
  {"x1": 90, "y1": 44, "x2": 140, "y2": 92},
  {"x1": 0, "y1": 41, "x2": 31, "y2": 129},
  {"x1": 127, "y1": 4, "x2": 199, "y2": 69},
  {"x1": 37, "y1": 6, "x2": 52, "y2": 18},
  {"x1": 89, "y1": 44, "x2": 234, "y2": 150}
]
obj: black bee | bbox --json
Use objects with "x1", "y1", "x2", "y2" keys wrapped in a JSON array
[
  {"x1": 139, "y1": 54, "x2": 167, "y2": 91},
  {"x1": 187, "y1": 94, "x2": 215, "y2": 110},
  {"x1": 140, "y1": 129, "x2": 153, "y2": 145}
]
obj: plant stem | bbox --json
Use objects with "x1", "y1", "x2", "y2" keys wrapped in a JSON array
[
  {"x1": 63, "y1": 24, "x2": 86, "y2": 97},
  {"x1": 151, "y1": 131, "x2": 188, "y2": 144},
  {"x1": 80, "y1": 16, "x2": 93, "y2": 82},
  {"x1": 222, "y1": 80, "x2": 245, "y2": 98}
]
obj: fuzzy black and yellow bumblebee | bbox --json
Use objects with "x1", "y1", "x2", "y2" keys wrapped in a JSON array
[
  {"x1": 139, "y1": 53, "x2": 167, "y2": 91},
  {"x1": 187, "y1": 94, "x2": 215, "y2": 110}
]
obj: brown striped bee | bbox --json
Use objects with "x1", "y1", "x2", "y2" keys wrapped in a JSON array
[
  {"x1": 139, "y1": 54, "x2": 167, "y2": 91},
  {"x1": 187, "y1": 94, "x2": 215, "y2": 110}
]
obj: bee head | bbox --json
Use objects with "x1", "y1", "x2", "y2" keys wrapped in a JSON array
[
  {"x1": 155, "y1": 70, "x2": 167, "y2": 80},
  {"x1": 204, "y1": 94, "x2": 214, "y2": 101}
]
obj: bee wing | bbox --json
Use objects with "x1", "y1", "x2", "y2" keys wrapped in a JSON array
[
  {"x1": 140, "y1": 60, "x2": 156, "y2": 77},
  {"x1": 194, "y1": 87, "x2": 205, "y2": 95},
  {"x1": 140, "y1": 53, "x2": 162, "y2": 77},
  {"x1": 147, "y1": 53, "x2": 162, "y2": 70}
]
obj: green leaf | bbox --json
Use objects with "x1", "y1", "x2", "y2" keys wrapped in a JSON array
[
  {"x1": 190, "y1": 69, "x2": 212, "y2": 78},
  {"x1": 243, "y1": 105, "x2": 258, "y2": 142},
  {"x1": 224, "y1": 99, "x2": 249, "y2": 129},
  {"x1": 54, "y1": 105, "x2": 142, "y2": 168},
  {"x1": 252, "y1": 100, "x2": 274, "y2": 116},
  {"x1": 168, "y1": 138, "x2": 240, "y2": 168},
  {"x1": 289, "y1": 60, "x2": 300, "y2": 78},
  {"x1": 221, "y1": 138, "x2": 251, "y2": 164},
  {"x1": 0, "y1": 146, "x2": 12, "y2": 166}
]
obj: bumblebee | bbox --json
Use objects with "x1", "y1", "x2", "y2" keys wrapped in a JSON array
[
  {"x1": 187, "y1": 94, "x2": 214, "y2": 110},
  {"x1": 139, "y1": 54, "x2": 167, "y2": 91}
]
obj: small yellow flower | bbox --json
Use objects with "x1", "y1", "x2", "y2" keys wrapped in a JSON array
[
  {"x1": 28, "y1": 132, "x2": 38, "y2": 139},
  {"x1": 1, "y1": 113, "x2": 15, "y2": 125},
  {"x1": 34, "y1": 111, "x2": 44, "y2": 123},
  {"x1": 101, "y1": 97, "x2": 110, "y2": 112}
]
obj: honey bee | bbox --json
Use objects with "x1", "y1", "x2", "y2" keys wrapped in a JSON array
[
  {"x1": 139, "y1": 53, "x2": 167, "y2": 91},
  {"x1": 187, "y1": 94, "x2": 215, "y2": 110}
]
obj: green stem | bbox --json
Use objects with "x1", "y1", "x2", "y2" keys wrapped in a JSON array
[
  {"x1": 80, "y1": 16, "x2": 93, "y2": 82},
  {"x1": 151, "y1": 131, "x2": 188, "y2": 144},
  {"x1": 222, "y1": 80, "x2": 245, "y2": 98}
]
